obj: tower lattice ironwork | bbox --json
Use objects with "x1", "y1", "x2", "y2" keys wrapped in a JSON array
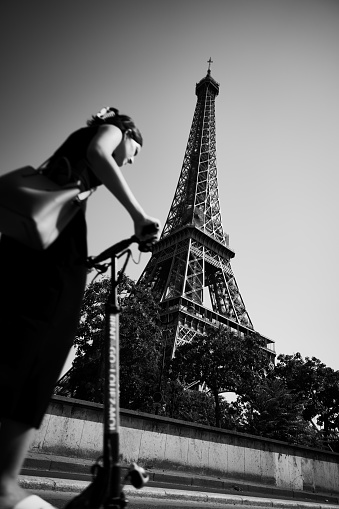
[{"x1": 139, "y1": 63, "x2": 275, "y2": 358}]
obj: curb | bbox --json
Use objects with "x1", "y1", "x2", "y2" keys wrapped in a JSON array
[
  {"x1": 19, "y1": 476, "x2": 339, "y2": 508},
  {"x1": 22, "y1": 453, "x2": 339, "y2": 506}
]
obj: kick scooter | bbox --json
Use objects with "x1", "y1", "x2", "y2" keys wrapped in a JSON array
[{"x1": 65, "y1": 225, "x2": 158, "y2": 509}]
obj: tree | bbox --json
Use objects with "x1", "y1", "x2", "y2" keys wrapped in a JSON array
[
  {"x1": 238, "y1": 376, "x2": 318, "y2": 445},
  {"x1": 64, "y1": 277, "x2": 110, "y2": 402},
  {"x1": 170, "y1": 326, "x2": 268, "y2": 427},
  {"x1": 275, "y1": 353, "x2": 339, "y2": 449},
  {"x1": 119, "y1": 279, "x2": 163, "y2": 411},
  {"x1": 315, "y1": 369, "x2": 339, "y2": 449},
  {"x1": 162, "y1": 379, "x2": 217, "y2": 426},
  {"x1": 57, "y1": 273, "x2": 163, "y2": 412}
]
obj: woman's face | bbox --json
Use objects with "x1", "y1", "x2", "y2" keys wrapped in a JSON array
[{"x1": 113, "y1": 131, "x2": 141, "y2": 167}]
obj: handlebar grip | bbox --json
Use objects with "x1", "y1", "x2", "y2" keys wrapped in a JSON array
[
  {"x1": 128, "y1": 463, "x2": 149, "y2": 489},
  {"x1": 138, "y1": 242, "x2": 153, "y2": 253}
]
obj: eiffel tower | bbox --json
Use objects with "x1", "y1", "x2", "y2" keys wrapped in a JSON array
[{"x1": 139, "y1": 60, "x2": 275, "y2": 359}]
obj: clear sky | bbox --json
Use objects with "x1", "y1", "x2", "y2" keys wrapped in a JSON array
[{"x1": 1, "y1": 0, "x2": 338, "y2": 372}]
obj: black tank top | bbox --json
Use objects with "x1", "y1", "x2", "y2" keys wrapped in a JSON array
[{"x1": 47, "y1": 126, "x2": 103, "y2": 191}]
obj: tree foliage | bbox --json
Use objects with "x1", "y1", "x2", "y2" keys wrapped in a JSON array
[
  {"x1": 238, "y1": 376, "x2": 318, "y2": 445},
  {"x1": 170, "y1": 327, "x2": 268, "y2": 427},
  {"x1": 162, "y1": 379, "x2": 217, "y2": 426},
  {"x1": 119, "y1": 278, "x2": 163, "y2": 411},
  {"x1": 274, "y1": 353, "x2": 339, "y2": 449},
  {"x1": 58, "y1": 273, "x2": 163, "y2": 412}
]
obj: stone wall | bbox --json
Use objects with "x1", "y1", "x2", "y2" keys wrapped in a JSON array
[{"x1": 29, "y1": 395, "x2": 339, "y2": 495}]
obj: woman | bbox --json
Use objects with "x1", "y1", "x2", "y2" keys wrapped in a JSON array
[{"x1": 0, "y1": 107, "x2": 160, "y2": 509}]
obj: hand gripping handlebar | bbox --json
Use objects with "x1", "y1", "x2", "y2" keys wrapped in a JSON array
[{"x1": 87, "y1": 222, "x2": 159, "y2": 268}]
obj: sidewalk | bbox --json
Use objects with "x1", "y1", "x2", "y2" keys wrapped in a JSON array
[
  {"x1": 19, "y1": 475, "x2": 339, "y2": 509},
  {"x1": 20, "y1": 453, "x2": 339, "y2": 508}
]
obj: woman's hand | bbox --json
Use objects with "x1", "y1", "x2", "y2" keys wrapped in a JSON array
[{"x1": 134, "y1": 216, "x2": 161, "y2": 244}]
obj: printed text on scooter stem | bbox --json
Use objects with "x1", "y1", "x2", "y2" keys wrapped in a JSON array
[{"x1": 108, "y1": 315, "x2": 118, "y2": 432}]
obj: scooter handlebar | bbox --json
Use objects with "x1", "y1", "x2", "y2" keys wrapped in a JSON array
[{"x1": 88, "y1": 222, "x2": 160, "y2": 267}]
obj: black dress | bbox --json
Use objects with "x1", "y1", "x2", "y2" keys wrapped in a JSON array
[{"x1": 0, "y1": 126, "x2": 102, "y2": 428}]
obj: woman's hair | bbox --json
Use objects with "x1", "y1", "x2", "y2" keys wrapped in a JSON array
[{"x1": 87, "y1": 107, "x2": 143, "y2": 146}]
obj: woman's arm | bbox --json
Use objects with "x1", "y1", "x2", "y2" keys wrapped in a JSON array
[{"x1": 86, "y1": 125, "x2": 159, "y2": 240}]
